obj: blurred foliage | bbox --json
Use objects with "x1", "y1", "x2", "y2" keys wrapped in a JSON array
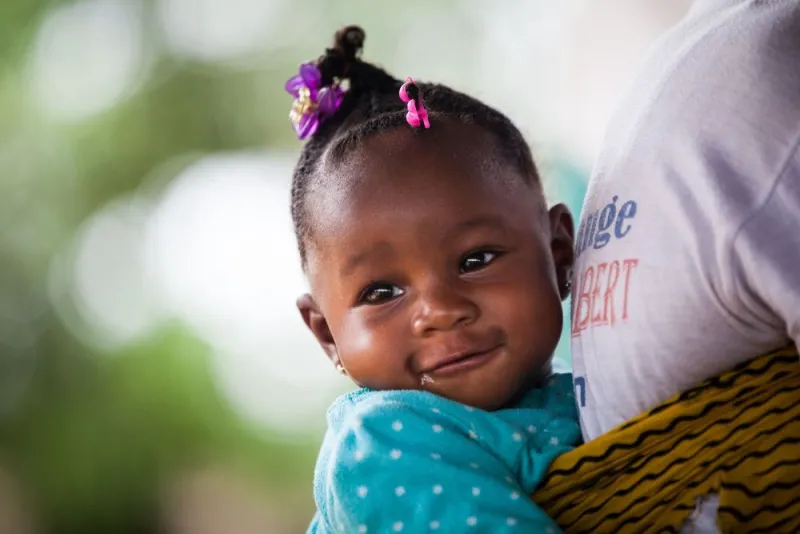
[
  {"x1": 2, "y1": 326, "x2": 320, "y2": 532},
  {"x1": 0, "y1": 0, "x2": 322, "y2": 532}
]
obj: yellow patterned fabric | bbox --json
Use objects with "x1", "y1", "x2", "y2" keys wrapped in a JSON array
[{"x1": 532, "y1": 347, "x2": 800, "y2": 533}]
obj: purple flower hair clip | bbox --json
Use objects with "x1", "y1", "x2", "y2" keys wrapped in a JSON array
[{"x1": 285, "y1": 63, "x2": 344, "y2": 140}]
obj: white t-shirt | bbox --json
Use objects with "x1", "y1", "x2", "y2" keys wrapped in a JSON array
[{"x1": 571, "y1": 0, "x2": 800, "y2": 440}]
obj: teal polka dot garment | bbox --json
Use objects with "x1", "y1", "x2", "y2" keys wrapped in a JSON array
[{"x1": 308, "y1": 373, "x2": 581, "y2": 533}]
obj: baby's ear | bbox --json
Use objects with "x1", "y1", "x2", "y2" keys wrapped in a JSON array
[
  {"x1": 296, "y1": 293, "x2": 340, "y2": 364},
  {"x1": 547, "y1": 203, "x2": 575, "y2": 300}
]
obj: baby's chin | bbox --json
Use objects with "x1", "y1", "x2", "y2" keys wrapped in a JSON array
[
  {"x1": 426, "y1": 367, "x2": 545, "y2": 411},
  {"x1": 445, "y1": 389, "x2": 521, "y2": 412}
]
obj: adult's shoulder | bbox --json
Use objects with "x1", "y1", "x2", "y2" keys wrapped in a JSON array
[{"x1": 585, "y1": 1, "x2": 800, "y2": 235}]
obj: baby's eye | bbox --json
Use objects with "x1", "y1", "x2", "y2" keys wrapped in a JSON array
[
  {"x1": 359, "y1": 283, "x2": 404, "y2": 305},
  {"x1": 460, "y1": 250, "x2": 499, "y2": 274}
]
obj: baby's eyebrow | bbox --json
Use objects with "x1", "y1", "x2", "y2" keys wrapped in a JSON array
[
  {"x1": 340, "y1": 241, "x2": 396, "y2": 277},
  {"x1": 443, "y1": 215, "x2": 508, "y2": 241}
]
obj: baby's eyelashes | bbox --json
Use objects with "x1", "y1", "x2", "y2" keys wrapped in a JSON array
[
  {"x1": 459, "y1": 250, "x2": 501, "y2": 274},
  {"x1": 358, "y1": 283, "x2": 404, "y2": 305}
]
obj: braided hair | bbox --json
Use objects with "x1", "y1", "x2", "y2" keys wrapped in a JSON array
[{"x1": 291, "y1": 25, "x2": 541, "y2": 267}]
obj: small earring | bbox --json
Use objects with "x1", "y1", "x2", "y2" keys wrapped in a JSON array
[
  {"x1": 336, "y1": 363, "x2": 346, "y2": 375},
  {"x1": 563, "y1": 269, "x2": 573, "y2": 294}
]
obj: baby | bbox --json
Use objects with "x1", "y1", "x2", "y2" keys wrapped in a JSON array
[{"x1": 287, "y1": 26, "x2": 581, "y2": 533}]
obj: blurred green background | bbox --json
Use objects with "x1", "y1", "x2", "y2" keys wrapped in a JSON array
[{"x1": 0, "y1": 1, "x2": 689, "y2": 532}]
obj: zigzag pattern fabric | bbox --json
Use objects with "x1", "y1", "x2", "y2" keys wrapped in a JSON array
[{"x1": 532, "y1": 347, "x2": 800, "y2": 533}]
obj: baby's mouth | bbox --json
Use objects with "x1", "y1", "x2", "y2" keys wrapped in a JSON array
[{"x1": 421, "y1": 344, "x2": 503, "y2": 378}]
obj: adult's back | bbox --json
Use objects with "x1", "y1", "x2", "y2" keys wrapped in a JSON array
[{"x1": 571, "y1": 0, "x2": 800, "y2": 440}]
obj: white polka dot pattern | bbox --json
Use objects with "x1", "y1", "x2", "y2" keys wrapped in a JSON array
[{"x1": 310, "y1": 375, "x2": 580, "y2": 533}]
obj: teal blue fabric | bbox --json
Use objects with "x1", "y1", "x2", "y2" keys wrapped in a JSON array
[{"x1": 308, "y1": 373, "x2": 581, "y2": 533}]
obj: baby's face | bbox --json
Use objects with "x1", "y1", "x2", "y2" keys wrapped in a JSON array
[{"x1": 298, "y1": 124, "x2": 573, "y2": 410}]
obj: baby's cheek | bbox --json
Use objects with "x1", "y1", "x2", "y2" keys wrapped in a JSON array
[
  {"x1": 495, "y1": 275, "x2": 560, "y2": 321},
  {"x1": 340, "y1": 310, "x2": 400, "y2": 352},
  {"x1": 337, "y1": 318, "x2": 409, "y2": 386},
  {"x1": 501, "y1": 283, "x2": 562, "y2": 353},
  {"x1": 336, "y1": 321, "x2": 376, "y2": 364}
]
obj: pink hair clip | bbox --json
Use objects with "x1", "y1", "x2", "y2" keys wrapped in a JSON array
[{"x1": 399, "y1": 77, "x2": 430, "y2": 129}]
